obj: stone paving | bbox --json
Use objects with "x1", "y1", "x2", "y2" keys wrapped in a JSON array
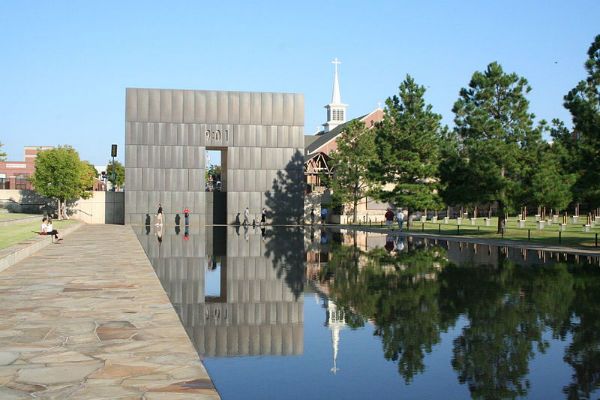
[{"x1": 0, "y1": 224, "x2": 220, "y2": 399}]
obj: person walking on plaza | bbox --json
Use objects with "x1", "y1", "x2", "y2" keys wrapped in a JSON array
[
  {"x1": 243, "y1": 207, "x2": 250, "y2": 226},
  {"x1": 396, "y1": 208, "x2": 405, "y2": 231},
  {"x1": 385, "y1": 208, "x2": 394, "y2": 227},
  {"x1": 310, "y1": 207, "x2": 315, "y2": 225},
  {"x1": 156, "y1": 203, "x2": 163, "y2": 226}
]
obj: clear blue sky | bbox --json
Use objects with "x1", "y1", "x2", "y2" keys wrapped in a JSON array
[{"x1": 1, "y1": 1, "x2": 599, "y2": 164}]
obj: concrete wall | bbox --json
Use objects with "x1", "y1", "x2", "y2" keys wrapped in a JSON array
[
  {"x1": 71, "y1": 191, "x2": 124, "y2": 224},
  {"x1": 125, "y1": 88, "x2": 305, "y2": 225},
  {"x1": 0, "y1": 189, "x2": 124, "y2": 224}
]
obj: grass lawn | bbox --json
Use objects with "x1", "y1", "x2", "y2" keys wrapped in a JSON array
[
  {"x1": 0, "y1": 213, "x2": 40, "y2": 221},
  {"x1": 0, "y1": 220, "x2": 77, "y2": 250},
  {"x1": 357, "y1": 216, "x2": 600, "y2": 249}
]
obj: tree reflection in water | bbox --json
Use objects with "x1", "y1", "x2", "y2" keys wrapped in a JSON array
[{"x1": 317, "y1": 232, "x2": 600, "y2": 399}]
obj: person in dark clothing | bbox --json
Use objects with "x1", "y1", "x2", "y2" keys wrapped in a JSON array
[
  {"x1": 321, "y1": 207, "x2": 328, "y2": 224},
  {"x1": 385, "y1": 208, "x2": 394, "y2": 227},
  {"x1": 261, "y1": 208, "x2": 267, "y2": 225}
]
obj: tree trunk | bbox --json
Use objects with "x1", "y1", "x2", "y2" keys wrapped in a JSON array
[
  {"x1": 353, "y1": 197, "x2": 358, "y2": 224},
  {"x1": 497, "y1": 201, "x2": 506, "y2": 234}
]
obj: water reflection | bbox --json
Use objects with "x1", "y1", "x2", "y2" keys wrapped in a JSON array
[
  {"x1": 137, "y1": 226, "x2": 600, "y2": 399},
  {"x1": 307, "y1": 229, "x2": 600, "y2": 399},
  {"x1": 136, "y1": 226, "x2": 304, "y2": 357}
]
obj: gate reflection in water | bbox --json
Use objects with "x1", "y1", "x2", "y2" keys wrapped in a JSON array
[
  {"x1": 136, "y1": 227, "x2": 600, "y2": 400},
  {"x1": 136, "y1": 226, "x2": 304, "y2": 358}
]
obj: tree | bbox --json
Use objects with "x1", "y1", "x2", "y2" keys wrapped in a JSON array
[
  {"x1": 0, "y1": 142, "x2": 6, "y2": 161},
  {"x1": 373, "y1": 75, "x2": 444, "y2": 226},
  {"x1": 563, "y1": 34, "x2": 600, "y2": 208},
  {"x1": 30, "y1": 146, "x2": 94, "y2": 219},
  {"x1": 327, "y1": 119, "x2": 377, "y2": 223},
  {"x1": 449, "y1": 62, "x2": 541, "y2": 232},
  {"x1": 81, "y1": 161, "x2": 99, "y2": 192},
  {"x1": 107, "y1": 159, "x2": 125, "y2": 190},
  {"x1": 529, "y1": 143, "x2": 575, "y2": 214}
]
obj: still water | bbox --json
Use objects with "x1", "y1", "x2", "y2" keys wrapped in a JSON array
[{"x1": 136, "y1": 225, "x2": 600, "y2": 400}]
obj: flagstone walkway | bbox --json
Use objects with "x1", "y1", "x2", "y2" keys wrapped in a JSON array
[{"x1": 0, "y1": 224, "x2": 220, "y2": 400}]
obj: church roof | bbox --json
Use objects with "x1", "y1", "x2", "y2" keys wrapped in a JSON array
[
  {"x1": 305, "y1": 115, "x2": 366, "y2": 155},
  {"x1": 304, "y1": 135, "x2": 319, "y2": 148}
]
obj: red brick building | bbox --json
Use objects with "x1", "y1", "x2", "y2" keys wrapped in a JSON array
[{"x1": 0, "y1": 146, "x2": 54, "y2": 190}]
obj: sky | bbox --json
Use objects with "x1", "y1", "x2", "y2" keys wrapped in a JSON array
[{"x1": 1, "y1": 1, "x2": 599, "y2": 165}]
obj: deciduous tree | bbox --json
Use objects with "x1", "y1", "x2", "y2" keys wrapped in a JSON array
[
  {"x1": 327, "y1": 119, "x2": 377, "y2": 223},
  {"x1": 30, "y1": 146, "x2": 94, "y2": 219},
  {"x1": 107, "y1": 159, "x2": 125, "y2": 190}
]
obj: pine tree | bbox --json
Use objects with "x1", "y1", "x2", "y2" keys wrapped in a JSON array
[
  {"x1": 450, "y1": 62, "x2": 541, "y2": 232},
  {"x1": 564, "y1": 34, "x2": 600, "y2": 208},
  {"x1": 373, "y1": 75, "x2": 444, "y2": 226}
]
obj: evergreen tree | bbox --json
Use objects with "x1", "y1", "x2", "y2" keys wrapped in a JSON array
[
  {"x1": 30, "y1": 146, "x2": 94, "y2": 219},
  {"x1": 327, "y1": 119, "x2": 377, "y2": 223},
  {"x1": 450, "y1": 62, "x2": 541, "y2": 232},
  {"x1": 373, "y1": 75, "x2": 444, "y2": 225},
  {"x1": 564, "y1": 34, "x2": 600, "y2": 208},
  {"x1": 530, "y1": 143, "x2": 575, "y2": 214},
  {"x1": 0, "y1": 142, "x2": 6, "y2": 161}
]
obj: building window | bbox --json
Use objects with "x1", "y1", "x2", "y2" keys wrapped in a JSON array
[{"x1": 15, "y1": 175, "x2": 29, "y2": 190}]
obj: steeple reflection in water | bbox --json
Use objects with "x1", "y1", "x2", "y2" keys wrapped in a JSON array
[{"x1": 137, "y1": 227, "x2": 600, "y2": 400}]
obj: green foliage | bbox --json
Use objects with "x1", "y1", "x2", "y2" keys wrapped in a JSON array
[
  {"x1": 31, "y1": 146, "x2": 93, "y2": 203},
  {"x1": 373, "y1": 75, "x2": 444, "y2": 215},
  {"x1": 327, "y1": 119, "x2": 377, "y2": 223},
  {"x1": 80, "y1": 161, "x2": 97, "y2": 199},
  {"x1": 0, "y1": 142, "x2": 6, "y2": 161},
  {"x1": 107, "y1": 159, "x2": 125, "y2": 189},
  {"x1": 205, "y1": 164, "x2": 222, "y2": 181},
  {"x1": 530, "y1": 143, "x2": 575, "y2": 212},
  {"x1": 563, "y1": 34, "x2": 600, "y2": 206},
  {"x1": 442, "y1": 62, "x2": 541, "y2": 230},
  {"x1": 319, "y1": 234, "x2": 600, "y2": 397}
]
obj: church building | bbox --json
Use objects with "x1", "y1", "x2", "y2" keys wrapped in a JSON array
[{"x1": 304, "y1": 59, "x2": 388, "y2": 223}]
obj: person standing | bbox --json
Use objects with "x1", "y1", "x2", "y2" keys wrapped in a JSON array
[
  {"x1": 396, "y1": 208, "x2": 405, "y2": 231},
  {"x1": 310, "y1": 208, "x2": 315, "y2": 225},
  {"x1": 385, "y1": 208, "x2": 394, "y2": 227},
  {"x1": 156, "y1": 203, "x2": 163, "y2": 226},
  {"x1": 321, "y1": 207, "x2": 328, "y2": 224},
  {"x1": 261, "y1": 207, "x2": 267, "y2": 225},
  {"x1": 243, "y1": 207, "x2": 250, "y2": 226}
]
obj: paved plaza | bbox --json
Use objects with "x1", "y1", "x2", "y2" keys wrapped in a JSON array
[{"x1": 0, "y1": 224, "x2": 220, "y2": 399}]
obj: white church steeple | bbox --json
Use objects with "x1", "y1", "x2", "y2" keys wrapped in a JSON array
[{"x1": 323, "y1": 58, "x2": 348, "y2": 133}]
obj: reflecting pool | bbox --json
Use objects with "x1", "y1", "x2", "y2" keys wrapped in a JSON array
[{"x1": 136, "y1": 226, "x2": 600, "y2": 399}]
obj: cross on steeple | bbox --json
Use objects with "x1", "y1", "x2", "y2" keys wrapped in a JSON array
[{"x1": 323, "y1": 57, "x2": 348, "y2": 133}]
